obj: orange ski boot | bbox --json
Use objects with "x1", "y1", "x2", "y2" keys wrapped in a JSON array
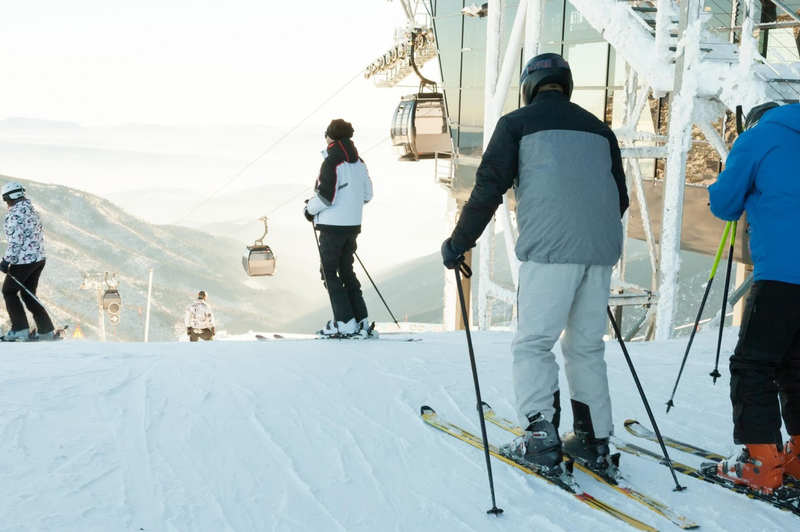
[
  {"x1": 716, "y1": 443, "x2": 785, "y2": 494},
  {"x1": 784, "y1": 436, "x2": 800, "y2": 482}
]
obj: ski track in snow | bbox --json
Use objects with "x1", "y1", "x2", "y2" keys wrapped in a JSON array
[{"x1": 0, "y1": 332, "x2": 796, "y2": 531}]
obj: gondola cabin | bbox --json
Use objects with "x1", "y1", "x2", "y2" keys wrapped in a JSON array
[
  {"x1": 102, "y1": 289, "x2": 121, "y2": 313},
  {"x1": 243, "y1": 245, "x2": 276, "y2": 277},
  {"x1": 242, "y1": 217, "x2": 277, "y2": 277},
  {"x1": 391, "y1": 92, "x2": 451, "y2": 161}
]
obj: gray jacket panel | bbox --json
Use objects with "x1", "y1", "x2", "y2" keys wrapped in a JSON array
[{"x1": 515, "y1": 129, "x2": 623, "y2": 265}]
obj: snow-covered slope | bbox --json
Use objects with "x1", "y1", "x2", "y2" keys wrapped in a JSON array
[{"x1": 0, "y1": 328, "x2": 794, "y2": 531}]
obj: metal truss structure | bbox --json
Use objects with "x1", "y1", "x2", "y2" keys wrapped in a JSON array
[
  {"x1": 450, "y1": 0, "x2": 800, "y2": 339},
  {"x1": 365, "y1": 1, "x2": 438, "y2": 88}
]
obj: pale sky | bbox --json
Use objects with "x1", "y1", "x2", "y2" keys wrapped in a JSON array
[
  {"x1": 0, "y1": 0, "x2": 451, "y2": 279},
  {"x1": 0, "y1": 0, "x2": 427, "y2": 128}
]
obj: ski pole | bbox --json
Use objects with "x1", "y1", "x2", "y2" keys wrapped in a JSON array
[
  {"x1": 311, "y1": 223, "x2": 339, "y2": 332},
  {"x1": 607, "y1": 307, "x2": 686, "y2": 491},
  {"x1": 666, "y1": 221, "x2": 732, "y2": 412},
  {"x1": 6, "y1": 271, "x2": 69, "y2": 332},
  {"x1": 710, "y1": 220, "x2": 737, "y2": 384},
  {"x1": 354, "y1": 252, "x2": 401, "y2": 330},
  {"x1": 454, "y1": 260, "x2": 503, "y2": 515}
]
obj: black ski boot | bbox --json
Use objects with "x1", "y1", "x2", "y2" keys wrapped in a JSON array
[
  {"x1": 562, "y1": 431, "x2": 620, "y2": 478},
  {"x1": 499, "y1": 414, "x2": 569, "y2": 478}
]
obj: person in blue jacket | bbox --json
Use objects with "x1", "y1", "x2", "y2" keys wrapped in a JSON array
[{"x1": 708, "y1": 101, "x2": 800, "y2": 492}]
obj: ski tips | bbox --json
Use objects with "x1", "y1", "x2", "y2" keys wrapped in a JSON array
[{"x1": 420, "y1": 405, "x2": 435, "y2": 415}]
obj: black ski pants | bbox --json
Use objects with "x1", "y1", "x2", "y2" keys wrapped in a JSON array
[
  {"x1": 2, "y1": 260, "x2": 55, "y2": 334},
  {"x1": 318, "y1": 231, "x2": 368, "y2": 324},
  {"x1": 730, "y1": 280, "x2": 800, "y2": 444},
  {"x1": 189, "y1": 328, "x2": 214, "y2": 342}
]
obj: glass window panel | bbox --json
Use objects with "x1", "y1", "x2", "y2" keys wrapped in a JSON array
[
  {"x1": 704, "y1": 1, "x2": 737, "y2": 40},
  {"x1": 765, "y1": 29, "x2": 800, "y2": 62},
  {"x1": 433, "y1": 13, "x2": 464, "y2": 53},
  {"x1": 564, "y1": 3, "x2": 601, "y2": 42},
  {"x1": 540, "y1": 42, "x2": 562, "y2": 55},
  {"x1": 502, "y1": 5, "x2": 519, "y2": 51},
  {"x1": 570, "y1": 89, "x2": 606, "y2": 121},
  {"x1": 439, "y1": 52, "x2": 462, "y2": 92},
  {"x1": 433, "y1": 0, "x2": 464, "y2": 17},
  {"x1": 453, "y1": 162, "x2": 478, "y2": 196},
  {"x1": 459, "y1": 88, "x2": 485, "y2": 128},
  {"x1": 564, "y1": 42, "x2": 609, "y2": 88},
  {"x1": 747, "y1": 0, "x2": 800, "y2": 25},
  {"x1": 461, "y1": 50, "x2": 486, "y2": 89},
  {"x1": 503, "y1": 87, "x2": 521, "y2": 115},
  {"x1": 444, "y1": 88, "x2": 460, "y2": 127},
  {"x1": 542, "y1": 0, "x2": 565, "y2": 44},
  {"x1": 457, "y1": 126, "x2": 485, "y2": 157},
  {"x1": 463, "y1": 14, "x2": 488, "y2": 50},
  {"x1": 607, "y1": 48, "x2": 627, "y2": 88}
]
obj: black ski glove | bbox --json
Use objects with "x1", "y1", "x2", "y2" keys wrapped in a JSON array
[
  {"x1": 303, "y1": 199, "x2": 315, "y2": 222},
  {"x1": 0, "y1": 259, "x2": 9, "y2": 273},
  {"x1": 186, "y1": 327, "x2": 192, "y2": 336},
  {"x1": 441, "y1": 238, "x2": 466, "y2": 270}
]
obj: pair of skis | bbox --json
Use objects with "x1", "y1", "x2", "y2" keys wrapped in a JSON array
[
  {"x1": 255, "y1": 333, "x2": 420, "y2": 342},
  {"x1": 616, "y1": 420, "x2": 800, "y2": 514},
  {"x1": 422, "y1": 404, "x2": 699, "y2": 530}
]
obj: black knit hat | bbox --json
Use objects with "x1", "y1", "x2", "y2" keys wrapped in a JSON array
[
  {"x1": 198, "y1": 290, "x2": 207, "y2": 299},
  {"x1": 325, "y1": 119, "x2": 354, "y2": 141}
]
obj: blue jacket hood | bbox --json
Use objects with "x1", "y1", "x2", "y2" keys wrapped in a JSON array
[
  {"x1": 709, "y1": 101, "x2": 800, "y2": 285},
  {"x1": 759, "y1": 103, "x2": 800, "y2": 135}
]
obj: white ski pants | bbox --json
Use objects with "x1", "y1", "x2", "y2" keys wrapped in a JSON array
[{"x1": 512, "y1": 261, "x2": 614, "y2": 438}]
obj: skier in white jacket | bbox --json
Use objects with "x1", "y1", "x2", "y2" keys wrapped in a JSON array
[
  {"x1": 304, "y1": 119, "x2": 374, "y2": 336},
  {"x1": 185, "y1": 290, "x2": 216, "y2": 342}
]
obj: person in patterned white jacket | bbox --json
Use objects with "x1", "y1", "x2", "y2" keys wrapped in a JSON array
[
  {"x1": 184, "y1": 290, "x2": 216, "y2": 342},
  {"x1": 1, "y1": 182, "x2": 56, "y2": 341}
]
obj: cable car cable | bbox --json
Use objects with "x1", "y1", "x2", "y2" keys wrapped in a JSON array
[
  {"x1": 112, "y1": 68, "x2": 366, "y2": 274},
  {"x1": 152, "y1": 136, "x2": 390, "y2": 271}
]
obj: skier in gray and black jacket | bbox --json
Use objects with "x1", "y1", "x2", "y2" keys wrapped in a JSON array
[{"x1": 441, "y1": 53, "x2": 628, "y2": 479}]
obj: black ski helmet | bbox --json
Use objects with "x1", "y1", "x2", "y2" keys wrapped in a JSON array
[
  {"x1": 744, "y1": 101, "x2": 782, "y2": 131},
  {"x1": 520, "y1": 53, "x2": 573, "y2": 105}
]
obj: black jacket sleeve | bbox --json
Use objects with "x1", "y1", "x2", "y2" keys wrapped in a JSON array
[
  {"x1": 316, "y1": 153, "x2": 343, "y2": 206},
  {"x1": 451, "y1": 119, "x2": 518, "y2": 251},
  {"x1": 604, "y1": 129, "x2": 629, "y2": 217}
]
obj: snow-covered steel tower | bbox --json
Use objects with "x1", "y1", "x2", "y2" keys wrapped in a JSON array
[{"x1": 426, "y1": 0, "x2": 800, "y2": 339}]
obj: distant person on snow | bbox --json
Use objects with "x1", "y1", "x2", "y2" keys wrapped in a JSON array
[
  {"x1": 441, "y1": 53, "x2": 628, "y2": 479},
  {"x1": 1, "y1": 182, "x2": 57, "y2": 342},
  {"x1": 304, "y1": 119, "x2": 374, "y2": 336},
  {"x1": 709, "y1": 101, "x2": 800, "y2": 493},
  {"x1": 185, "y1": 290, "x2": 215, "y2": 342}
]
